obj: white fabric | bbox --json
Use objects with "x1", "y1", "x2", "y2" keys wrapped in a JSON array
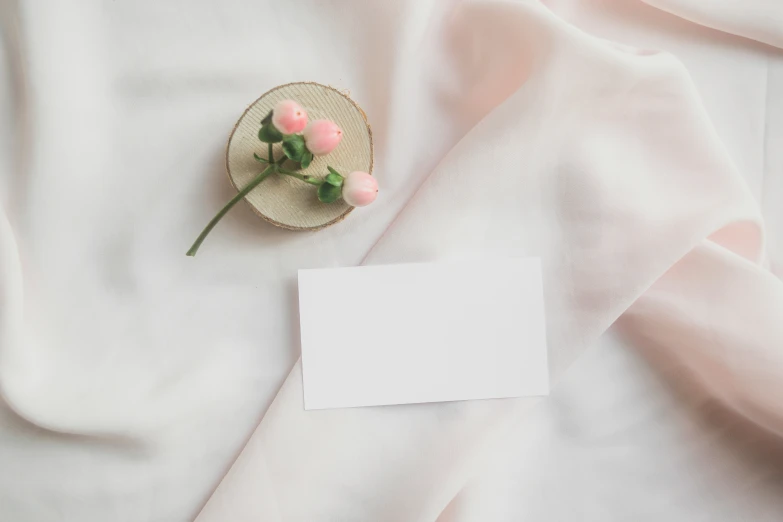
[
  {"x1": 644, "y1": 0, "x2": 783, "y2": 48},
  {"x1": 1, "y1": 1, "x2": 782, "y2": 521}
]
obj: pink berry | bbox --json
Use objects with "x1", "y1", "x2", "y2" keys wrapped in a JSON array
[
  {"x1": 342, "y1": 171, "x2": 378, "y2": 207},
  {"x1": 272, "y1": 100, "x2": 308, "y2": 135},
  {"x1": 303, "y1": 119, "x2": 343, "y2": 156}
]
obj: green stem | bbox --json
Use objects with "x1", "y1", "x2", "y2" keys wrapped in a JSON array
[
  {"x1": 278, "y1": 168, "x2": 322, "y2": 186},
  {"x1": 267, "y1": 142, "x2": 273, "y2": 164},
  {"x1": 186, "y1": 165, "x2": 275, "y2": 257}
]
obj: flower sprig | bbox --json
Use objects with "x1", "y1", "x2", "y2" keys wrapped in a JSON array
[{"x1": 186, "y1": 99, "x2": 378, "y2": 257}]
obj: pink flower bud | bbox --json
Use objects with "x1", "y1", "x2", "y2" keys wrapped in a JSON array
[
  {"x1": 303, "y1": 119, "x2": 343, "y2": 156},
  {"x1": 271, "y1": 100, "x2": 308, "y2": 135},
  {"x1": 342, "y1": 171, "x2": 378, "y2": 207}
]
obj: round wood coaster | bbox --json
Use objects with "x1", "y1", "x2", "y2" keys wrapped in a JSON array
[{"x1": 226, "y1": 82, "x2": 374, "y2": 231}]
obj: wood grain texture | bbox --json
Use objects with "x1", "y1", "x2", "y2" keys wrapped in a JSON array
[{"x1": 226, "y1": 82, "x2": 373, "y2": 231}]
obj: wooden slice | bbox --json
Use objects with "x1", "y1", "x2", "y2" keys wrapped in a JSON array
[{"x1": 226, "y1": 82, "x2": 373, "y2": 231}]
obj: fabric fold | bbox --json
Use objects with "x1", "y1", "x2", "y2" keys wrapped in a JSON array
[
  {"x1": 195, "y1": 2, "x2": 776, "y2": 521},
  {"x1": 643, "y1": 0, "x2": 783, "y2": 49}
]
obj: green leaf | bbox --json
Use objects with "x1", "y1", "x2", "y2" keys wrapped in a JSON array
[
  {"x1": 325, "y1": 172, "x2": 343, "y2": 187},
  {"x1": 261, "y1": 110, "x2": 273, "y2": 125},
  {"x1": 327, "y1": 166, "x2": 342, "y2": 178},
  {"x1": 253, "y1": 152, "x2": 268, "y2": 163},
  {"x1": 300, "y1": 150, "x2": 313, "y2": 169},
  {"x1": 281, "y1": 134, "x2": 306, "y2": 162},
  {"x1": 258, "y1": 123, "x2": 283, "y2": 143},
  {"x1": 317, "y1": 182, "x2": 342, "y2": 203}
]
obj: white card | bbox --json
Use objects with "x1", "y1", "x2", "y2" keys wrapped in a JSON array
[{"x1": 297, "y1": 258, "x2": 549, "y2": 410}]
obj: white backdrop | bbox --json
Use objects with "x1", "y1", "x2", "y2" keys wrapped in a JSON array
[{"x1": 1, "y1": 1, "x2": 782, "y2": 521}]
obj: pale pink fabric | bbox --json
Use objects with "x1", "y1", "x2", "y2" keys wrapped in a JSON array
[
  {"x1": 644, "y1": 0, "x2": 783, "y2": 48},
  {"x1": 194, "y1": 1, "x2": 782, "y2": 521},
  {"x1": 1, "y1": 0, "x2": 782, "y2": 520}
]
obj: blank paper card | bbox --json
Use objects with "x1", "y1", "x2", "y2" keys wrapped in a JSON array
[{"x1": 297, "y1": 258, "x2": 549, "y2": 410}]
